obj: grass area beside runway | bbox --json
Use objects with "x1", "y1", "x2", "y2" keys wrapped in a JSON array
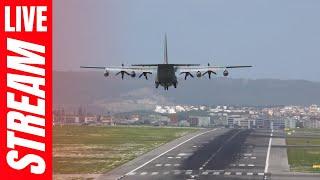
[
  {"x1": 286, "y1": 128, "x2": 320, "y2": 173},
  {"x1": 53, "y1": 125, "x2": 198, "y2": 174}
]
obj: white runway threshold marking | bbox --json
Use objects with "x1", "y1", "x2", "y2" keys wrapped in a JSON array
[
  {"x1": 213, "y1": 171, "x2": 220, "y2": 175},
  {"x1": 202, "y1": 171, "x2": 209, "y2": 175},
  {"x1": 125, "y1": 128, "x2": 217, "y2": 175},
  {"x1": 264, "y1": 129, "x2": 274, "y2": 173},
  {"x1": 127, "y1": 172, "x2": 136, "y2": 175},
  {"x1": 151, "y1": 172, "x2": 159, "y2": 175},
  {"x1": 247, "y1": 172, "x2": 253, "y2": 176},
  {"x1": 129, "y1": 170, "x2": 267, "y2": 176}
]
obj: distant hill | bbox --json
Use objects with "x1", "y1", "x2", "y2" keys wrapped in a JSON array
[{"x1": 53, "y1": 71, "x2": 320, "y2": 112}]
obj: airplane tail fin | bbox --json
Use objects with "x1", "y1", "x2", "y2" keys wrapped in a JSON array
[{"x1": 164, "y1": 34, "x2": 168, "y2": 64}]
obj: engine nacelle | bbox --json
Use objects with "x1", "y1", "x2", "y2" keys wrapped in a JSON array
[
  {"x1": 131, "y1": 71, "x2": 136, "y2": 78},
  {"x1": 104, "y1": 71, "x2": 109, "y2": 77},
  {"x1": 196, "y1": 71, "x2": 202, "y2": 78},
  {"x1": 223, "y1": 69, "x2": 229, "y2": 76}
]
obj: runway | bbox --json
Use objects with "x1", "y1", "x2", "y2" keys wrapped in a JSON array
[
  {"x1": 100, "y1": 128, "x2": 320, "y2": 180},
  {"x1": 101, "y1": 128, "x2": 275, "y2": 180}
]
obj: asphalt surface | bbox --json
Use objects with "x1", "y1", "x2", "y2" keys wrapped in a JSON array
[
  {"x1": 105, "y1": 128, "x2": 271, "y2": 180},
  {"x1": 101, "y1": 128, "x2": 320, "y2": 180}
]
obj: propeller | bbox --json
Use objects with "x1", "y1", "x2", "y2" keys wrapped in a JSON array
[
  {"x1": 139, "y1": 72, "x2": 152, "y2": 80},
  {"x1": 116, "y1": 71, "x2": 130, "y2": 80},
  {"x1": 180, "y1": 72, "x2": 194, "y2": 80},
  {"x1": 202, "y1": 62, "x2": 216, "y2": 79},
  {"x1": 115, "y1": 63, "x2": 131, "y2": 80},
  {"x1": 202, "y1": 70, "x2": 216, "y2": 79}
]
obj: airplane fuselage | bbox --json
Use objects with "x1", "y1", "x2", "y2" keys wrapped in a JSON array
[{"x1": 155, "y1": 64, "x2": 177, "y2": 90}]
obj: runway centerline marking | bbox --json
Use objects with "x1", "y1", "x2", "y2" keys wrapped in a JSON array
[
  {"x1": 125, "y1": 128, "x2": 218, "y2": 175},
  {"x1": 264, "y1": 129, "x2": 273, "y2": 173}
]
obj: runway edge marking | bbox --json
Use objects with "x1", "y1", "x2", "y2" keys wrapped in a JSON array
[
  {"x1": 264, "y1": 129, "x2": 274, "y2": 173},
  {"x1": 125, "y1": 128, "x2": 218, "y2": 175}
]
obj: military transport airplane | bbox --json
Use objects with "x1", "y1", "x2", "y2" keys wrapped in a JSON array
[{"x1": 81, "y1": 35, "x2": 252, "y2": 90}]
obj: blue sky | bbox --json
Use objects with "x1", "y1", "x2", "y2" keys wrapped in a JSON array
[{"x1": 54, "y1": 0, "x2": 320, "y2": 81}]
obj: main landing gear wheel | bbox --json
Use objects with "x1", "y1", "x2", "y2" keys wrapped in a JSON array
[{"x1": 173, "y1": 83, "x2": 177, "y2": 88}]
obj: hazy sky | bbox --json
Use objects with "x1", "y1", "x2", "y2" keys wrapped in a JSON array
[{"x1": 54, "y1": 0, "x2": 320, "y2": 81}]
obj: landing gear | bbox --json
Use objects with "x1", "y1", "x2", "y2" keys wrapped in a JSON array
[
  {"x1": 164, "y1": 86, "x2": 169, "y2": 90},
  {"x1": 173, "y1": 83, "x2": 177, "y2": 88},
  {"x1": 155, "y1": 82, "x2": 159, "y2": 88}
]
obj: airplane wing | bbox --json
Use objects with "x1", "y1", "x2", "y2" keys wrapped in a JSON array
[
  {"x1": 80, "y1": 65, "x2": 156, "y2": 79},
  {"x1": 132, "y1": 64, "x2": 200, "y2": 67},
  {"x1": 177, "y1": 65, "x2": 252, "y2": 72},
  {"x1": 177, "y1": 65, "x2": 252, "y2": 79}
]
